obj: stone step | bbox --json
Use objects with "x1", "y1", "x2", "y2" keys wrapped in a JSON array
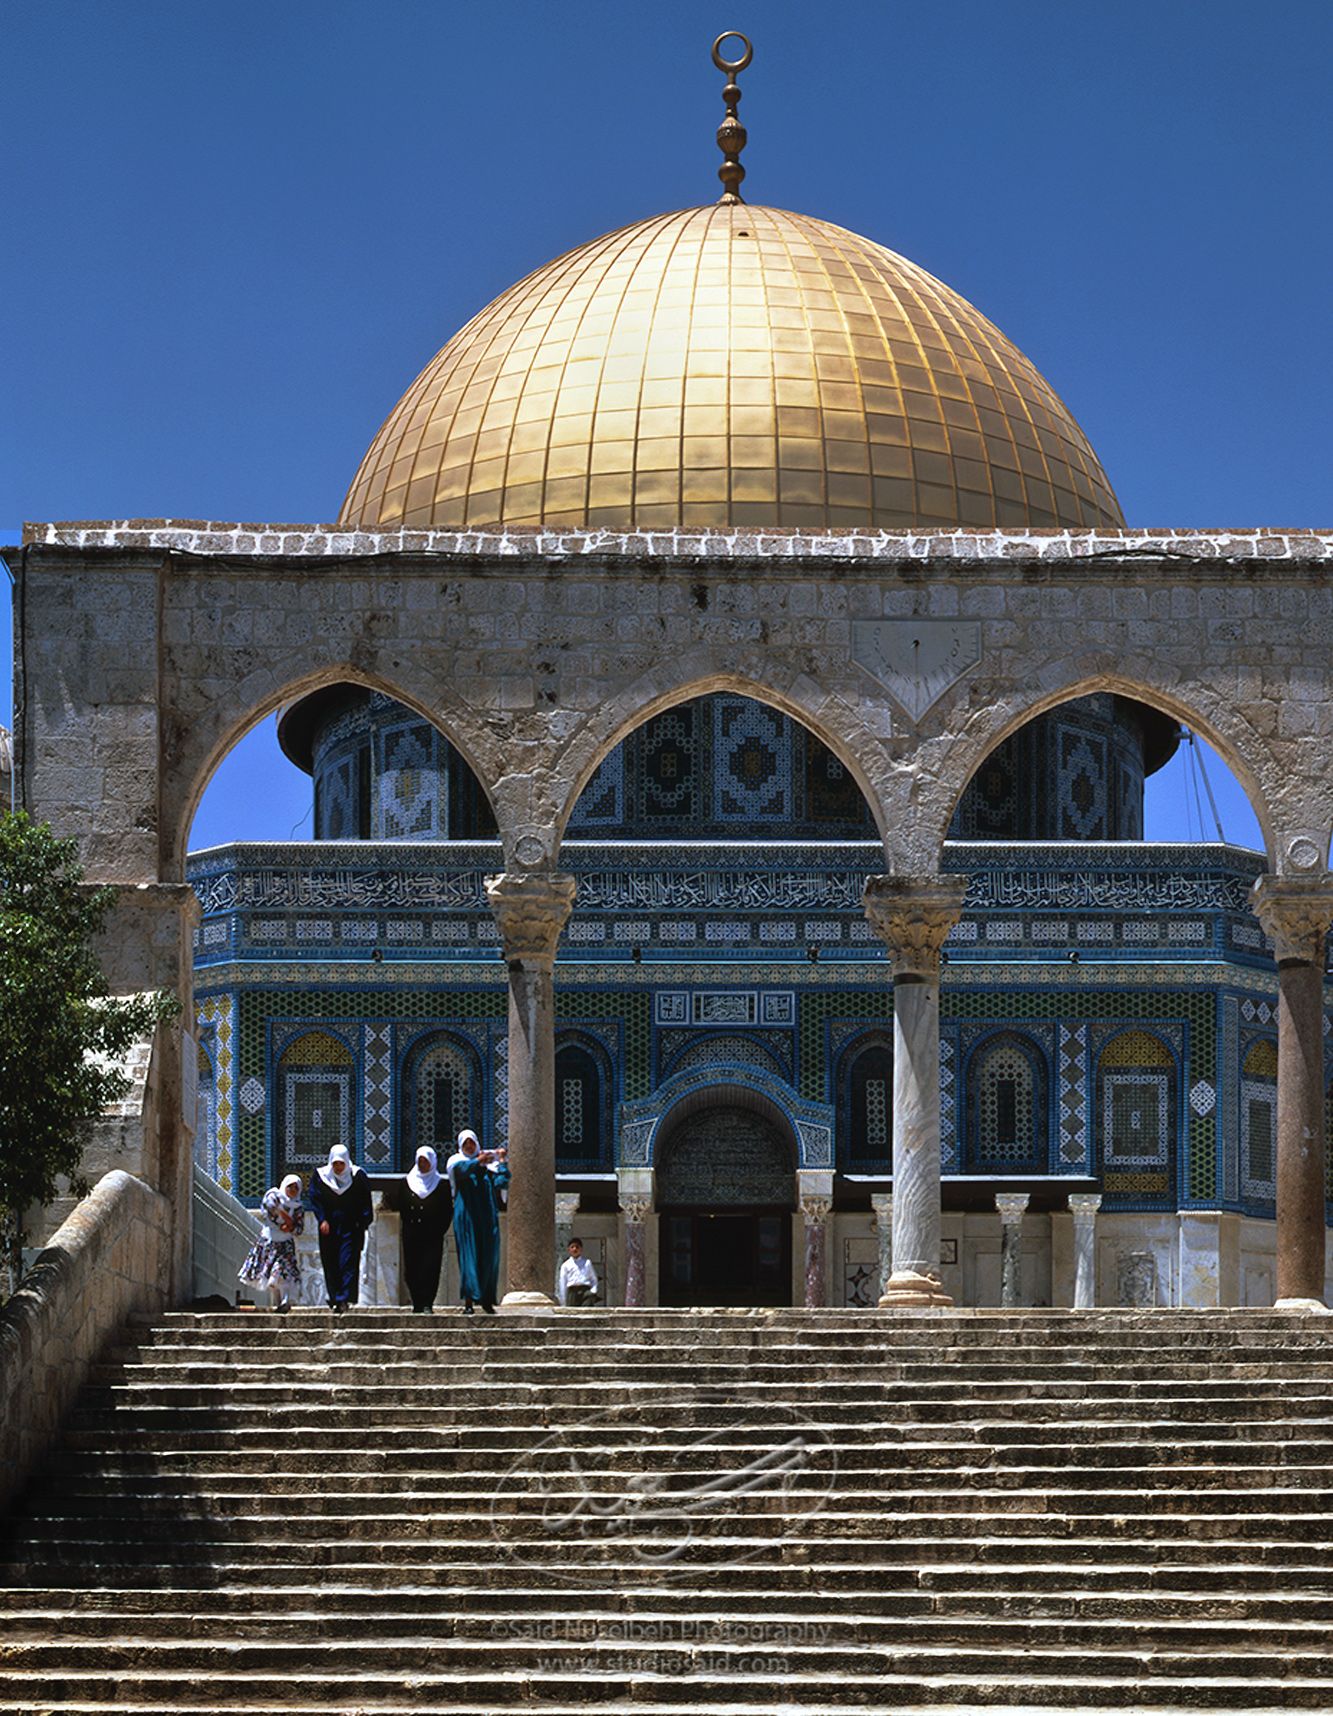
[
  {"x1": 11, "y1": 1507, "x2": 1333, "y2": 1557},
  {"x1": 88, "y1": 1358, "x2": 1333, "y2": 1389},
  {"x1": 51, "y1": 1414, "x2": 1333, "y2": 1454},
  {"x1": 9, "y1": 1586, "x2": 1333, "y2": 1626},
  {"x1": 49, "y1": 1441, "x2": 1333, "y2": 1482},
  {"x1": 15, "y1": 1510, "x2": 1331, "y2": 1564},
  {"x1": 101, "y1": 1343, "x2": 1333, "y2": 1372},
  {"x1": 4, "y1": 1610, "x2": 1333, "y2": 1666},
  {"x1": 102, "y1": 1332, "x2": 1333, "y2": 1358},
  {"x1": 5, "y1": 1698, "x2": 1333, "y2": 1716},
  {"x1": 7, "y1": 1657, "x2": 1333, "y2": 1709},
  {"x1": 70, "y1": 1374, "x2": 1333, "y2": 1408},
  {"x1": 133, "y1": 1308, "x2": 1333, "y2": 1326},
  {"x1": 7, "y1": 1702, "x2": 1331, "y2": 1716},
  {"x1": 32, "y1": 1461, "x2": 1333, "y2": 1509},
  {"x1": 8, "y1": 1562, "x2": 1333, "y2": 1603},
  {"x1": 8, "y1": 1525, "x2": 1333, "y2": 1566},
  {"x1": 60, "y1": 1397, "x2": 1333, "y2": 1435}
]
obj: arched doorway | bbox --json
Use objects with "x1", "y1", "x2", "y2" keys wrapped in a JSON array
[{"x1": 656, "y1": 1099, "x2": 797, "y2": 1306}]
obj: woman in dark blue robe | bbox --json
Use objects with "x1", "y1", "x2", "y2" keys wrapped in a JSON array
[
  {"x1": 308, "y1": 1143, "x2": 374, "y2": 1312},
  {"x1": 445, "y1": 1130, "x2": 509, "y2": 1314}
]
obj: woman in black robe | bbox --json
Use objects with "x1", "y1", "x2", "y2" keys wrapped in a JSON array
[
  {"x1": 391, "y1": 1145, "x2": 454, "y2": 1313},
  {"x1": 307, "y1": 1143, "x2": 374, "y2": 1313}
]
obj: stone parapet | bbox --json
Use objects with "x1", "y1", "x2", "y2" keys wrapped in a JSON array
[
  {"x1": 0, "y1": 1170, "x2": 170, "y2": 1514},
  {"x1": 15, "y1": 522, "x2": 1333, "y2": 567}
]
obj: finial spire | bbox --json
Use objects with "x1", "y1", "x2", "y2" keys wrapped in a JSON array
[{"x1": 712, "y1": 32, "x2": 752, "y2": 204}]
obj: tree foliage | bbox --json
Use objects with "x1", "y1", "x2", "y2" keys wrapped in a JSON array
[{"x1": 0, "y1": 812, "x2": 178, "y2": 1255}]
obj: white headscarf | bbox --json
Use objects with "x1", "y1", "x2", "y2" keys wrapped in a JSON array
[
  {"x1": 445, "y1": 1129, "x2": 481, "y2": 1191},
  {"x1": 263, "y1": 1175, "x2": 303, "y2": 1241},
  {"x1": 318, "y1": 1143, "x2": 359, "y2": 1193},
  {"x1": 407, "y1": 1144, "x2": 442, "y2": 1199}
]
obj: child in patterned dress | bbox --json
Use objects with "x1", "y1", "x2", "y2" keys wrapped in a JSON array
[{"x1": 238, "y1": 1174, "x2": 305, "y2": 1311}]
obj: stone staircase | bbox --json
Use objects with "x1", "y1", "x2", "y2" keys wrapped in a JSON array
[{"x1": 4, "y1": 1308, "x2": 1333, "y2": 1712}]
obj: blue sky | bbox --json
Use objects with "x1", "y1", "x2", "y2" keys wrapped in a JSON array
[{"x1": 6, "y1": 0, "x2": 1329, "y2": 851}]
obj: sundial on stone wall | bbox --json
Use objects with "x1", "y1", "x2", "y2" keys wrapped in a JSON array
[{"x1": 852, "y1": 620, "x2": 982, "y2": 722}]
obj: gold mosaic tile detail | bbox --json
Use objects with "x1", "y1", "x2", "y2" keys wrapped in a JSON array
[
  {"x1": 341, "y1": 204, "x2": 1123, "y2": 534},
  {"x1": 1101, "y1": 1029, "x2": 1174, "y2": 1068}
]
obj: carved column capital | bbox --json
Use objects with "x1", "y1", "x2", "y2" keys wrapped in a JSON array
[
  {"x1": 800, "y1": 1194, "x2": 834, "y2": 1225},
  {"x1": 994, "y1": 1192, "x2": 1030, "y2": 1227},
  {"x1": 863, "y1": 874, "x2": 968, "y2": 978},
  {"x1": 554, "y1": 1193, "x2": 582, "y2": 1227},
  {"x1": 1068, "y1": 1193, "x2": 1102, "y2": 1224},
  {"x1": 622, "y1": 1196, "x2": 651, "y2": 1225},
  {"x1": 485, "y1": 871, "x2": 577, "y2": 965},
  {"x1": 1251, "y1": 876, "x2": 1333, "y2": 966}
]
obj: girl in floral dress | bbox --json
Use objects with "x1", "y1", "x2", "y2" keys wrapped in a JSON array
[{"x1": 238, "y1": 1173, "x2": 305, "y2": 1311}]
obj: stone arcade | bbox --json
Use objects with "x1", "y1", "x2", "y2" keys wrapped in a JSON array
[
  {"x1": 10, "y1": 522, "x2": 1333, "y2": 1313},
  {"x1": 6, "y1": 38, "x2": 1333, "y2": 1319}
]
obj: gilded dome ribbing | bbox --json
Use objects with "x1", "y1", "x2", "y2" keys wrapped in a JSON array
[{"x1": 340, "y1": 203, "x2": 1122, "y2": 534}]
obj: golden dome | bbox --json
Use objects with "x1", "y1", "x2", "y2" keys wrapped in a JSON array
[{"x1": 339, "y1": 203, "x2": 1123, "y2": 534}]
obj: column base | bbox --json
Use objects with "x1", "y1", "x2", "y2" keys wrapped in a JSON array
[
  {"x1": 499, "y1": 1289, "x2": 557, "y2": 1309},
  {"x1": 878, "y1": 1269, "x2": 954, "y2": 1309},
  {"x1": 1273, "y1": 1296, "x2": 1331, "y2": 1314}
]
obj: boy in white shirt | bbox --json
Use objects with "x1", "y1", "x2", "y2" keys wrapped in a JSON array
[{"x1": 557, "y1": 1237, "x2": 599, "y2": 1306}]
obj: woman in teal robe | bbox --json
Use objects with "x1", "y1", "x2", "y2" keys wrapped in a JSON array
[{"x1": 445, "y1": 1129, "x2": 509, "y2": 1314}]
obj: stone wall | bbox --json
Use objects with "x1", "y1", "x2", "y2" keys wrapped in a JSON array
[{"x1": 0, "y1": 1170, "x2": 170, "y2": 1515}]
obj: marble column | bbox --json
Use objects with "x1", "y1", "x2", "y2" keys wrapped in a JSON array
[
  {"x1": 622, "y1": 1196, "x2": 650, "y2": 1309},
  {"x1": 555, "y1": 1192, "x2": 581, "y2": 1296},
  {"x1": 1252, "y1": 877, "x2": 1333, "y2": 1311},
  {"x1": 485, "y1": 870, "x2": 577, "y2": 1307},
  {"x1": 995, "y1": 1192, "x2": 1029, "y2": 1308},
  {"x1": 870, "y1": 1192, "x2": 893, "y2": 1302},
  {"x1": 864, "y1": 875, "x2": 968, "y2": 1309},
  {"x1": 1069, "y1": 1192, "x2": 1101, "y2": 1310},
  {"x1": 801, "y1": 1194, "x2": 833, "y2": 1308}
]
